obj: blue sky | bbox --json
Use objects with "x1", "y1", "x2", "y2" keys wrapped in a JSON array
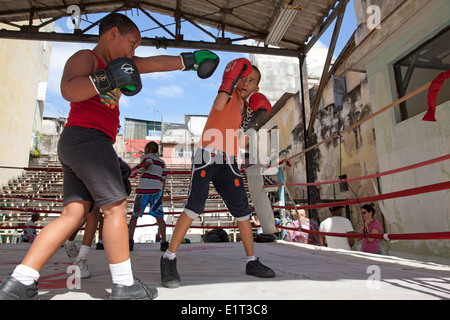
[{"x1": 44, "y1": 1, "x2": 357, "y2": 131}]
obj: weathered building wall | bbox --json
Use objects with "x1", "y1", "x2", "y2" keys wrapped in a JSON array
[
  {"x1": 256, "y1": 57, "x2": 310, "y2": 202},
  {"x1": 250, "y1": 54, "x2": 300, "y2": 107},
  {"x1": 262, "y1": 0, "x2": 450, "y2": 260},
  {"x1": 312, "y1": 71, "x2": 378, "y2": 227},
  {"x1": 40, "y1": 117, "x2": 66, "y2": 162},
  {"x1": 250, "y1": 47, "x2": 329, "y2": 107},
  {"x1": 258, "y1": 65, "x2": 378, "y2": 235},
  {"x1": 353, "y1": 0, "x2": 404, "y2": 45},
  {"x1": 0, "y1": 22, "x2": 53, "y2": 186},
  {"x1": 352, "y1": 0, "x2": 450, "y2": 258}
]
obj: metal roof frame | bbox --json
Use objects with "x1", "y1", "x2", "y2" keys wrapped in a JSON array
[
  {"x1": 0, "y1": 0, "x2": 352, "y2": 212},
  {"x1": 0, "y1": 0, "x2": 349, "y2": 57}
]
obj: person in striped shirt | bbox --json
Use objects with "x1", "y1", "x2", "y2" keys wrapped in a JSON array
[{"x1": 128, "y1": 141, "x2": 168, "y2": 251}]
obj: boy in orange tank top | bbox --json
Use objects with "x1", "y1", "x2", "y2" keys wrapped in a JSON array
[{"x1": 161, "y1": 59, "x2": 275, "y2": 289}]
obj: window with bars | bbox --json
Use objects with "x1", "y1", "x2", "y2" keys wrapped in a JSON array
[{"x1": 393, "y1": 27, "x2": 450, "y2": 122}]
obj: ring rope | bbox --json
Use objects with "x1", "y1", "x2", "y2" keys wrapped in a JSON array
[
  {"x1": 277, "y1": 224, "x2": 450, "y2": 241},
  {"x1": 266, "y1": 81, "x2": 432, "y2": 169},
  {"x1": 1, "y1": 179, "x2": 449, "y2": 241},
  {"x1": 272, "y1": 181, "x2": 450, "y2": 211},
  {"x1": 3, "y1": 223, "x2": 449, "y2": 241},
  {"x1": 0, "y1": 78, "x2": 447, "y2": 243},
  {"x1": 264, "y1": 154, "x2": 450, "y2": 188}
]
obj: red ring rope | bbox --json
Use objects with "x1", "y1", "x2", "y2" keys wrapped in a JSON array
[
  {"x1": 265, "y1": 154, "x2": 450, "y2": 188},
  {"x1": 272, "y1": 181, "x2": 450, "y2": 211}
]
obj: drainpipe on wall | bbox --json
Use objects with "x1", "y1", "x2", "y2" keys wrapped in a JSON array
[{"x1": 299, "y1": 54, "x2": 319, "y2": 224}]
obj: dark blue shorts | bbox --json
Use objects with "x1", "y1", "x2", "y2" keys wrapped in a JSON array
[
  {"x1": 133, "y1": 191, "x2": 164, "y2": 218},
  {"x1": 184, "y1": 148, "x2": 251, "y2": 221}
]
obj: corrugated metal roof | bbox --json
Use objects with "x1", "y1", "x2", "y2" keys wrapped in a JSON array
[{"x1": 0, "y1": 0, "x2": 341, "y2": 51}]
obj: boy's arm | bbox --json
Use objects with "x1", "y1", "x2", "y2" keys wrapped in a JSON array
[
  {"x1": 132, "y1": 55, "x2": 183, "y2": 74},
  {"x1": 143, "y1": 158, "x2": 153, "y2": 169},
  {"x1": 133, "y1": 50, "x2": 219, "y2": 76},
  {"x1": 212, "y1": 92, "x2": 230, "y2": 111},
  {"x1": 61, "y1": 50, "x2": 142, "y2": 100},
  {"x1": 129, "y1": 157, "x2": 151, "y2": 178},
  {"x1": 61, "y1": 50, "x2": 98, "y2": 102}
]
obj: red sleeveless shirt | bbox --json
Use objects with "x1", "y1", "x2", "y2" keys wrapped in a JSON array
[{"x1": 64, "y1": 50, "x2": 121, "y2": 143}]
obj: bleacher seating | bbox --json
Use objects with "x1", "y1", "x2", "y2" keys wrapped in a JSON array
[{"x1": 1, "y1": 159, "x2": 256, "y2": 242}]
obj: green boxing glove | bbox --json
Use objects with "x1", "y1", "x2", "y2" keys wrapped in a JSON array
[{"x1": 180, "y1": 50, "x2": 220, "y2": 79}]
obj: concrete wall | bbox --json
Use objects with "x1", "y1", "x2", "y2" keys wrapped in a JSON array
[
  {"x1": 40, "y1": 117, "x2": 66, "y2": 162},
  {"x1": 249, "y1": 54, "x2": 300, "y2": 107},
  {"x1": 353, "y1": 0, "x2": 404, "y2": 45},
  {"x1": 258, "y1": 65, "x2": 379, "y2": 233},
  {"x1": 0, "y1": 22, "x2": 53, "y2": 186},
  {"x1": 311, "y1": 70, "x2": 379, "y2": 226},
  {"x1": 355, "y1": 0, "x2": 450, "y2": 258},
  {"x1": 257, "y1": 0, "x2": 449, "y2": 259}
]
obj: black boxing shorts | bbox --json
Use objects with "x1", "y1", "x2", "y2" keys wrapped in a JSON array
[
  {"x1": 58, "y1": 126, "x2": 128, "y2": 207},
  {"x1": 184, "y1": 148, "x2": 251, "y2": 221}
]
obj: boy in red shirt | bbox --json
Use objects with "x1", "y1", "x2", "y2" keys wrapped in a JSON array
[
  {"x1": 0, "y1": 13, "x2": 219, "y2": 300},
  {"x1": 161, "y1": 58, "x2": 275, "y2": 288}
]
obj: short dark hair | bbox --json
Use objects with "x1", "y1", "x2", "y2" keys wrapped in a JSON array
[
  {"x1": 145, "y1": 141, "x2": 159, "y2": 154},
  {"x1": 330, "y1": 206, "x2": 344, "y2": 212},
  {"x1": 99, "y1": 13, "x2": 139, "y2": 36},
  {"x1": 252, "y1": 65, "x2": 261, "y2": 85}
]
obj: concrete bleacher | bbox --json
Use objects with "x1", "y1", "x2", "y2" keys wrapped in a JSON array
[{"x1": 0, "y1": 159, "x2": 254, "y2": 243}]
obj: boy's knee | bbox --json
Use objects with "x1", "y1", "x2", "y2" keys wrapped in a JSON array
[{"x1": 101, "y1": 199, "x2": 127, "y2": 215}]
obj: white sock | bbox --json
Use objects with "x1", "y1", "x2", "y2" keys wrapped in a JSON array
[
  {"x1": 76, "y1": 245, "x2": 90, "y2": 262},
  {"x1": 109, "y1": 259, "x2": 134, "y2": 286},
  {"x1": 246, "y1": 255, "x2": 257, "y2": 263},
  {"x1": 163, "y1": 250, "x2": 176, "y2": 260},
  {"x1": 65, "y1": 239, "x2": 75, "y2": 246},
  {"x1": 11, "y1": 264, "x2": 40, "y2": 286}
]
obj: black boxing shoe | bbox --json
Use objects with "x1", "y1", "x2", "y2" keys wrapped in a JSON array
[
  {"x1": 160, "y1": 256, "x2": 181, "y2": 288},
  {"x1": 246, "y1": 258, "x2": 275, "y2": 278},
  {"x1": 110, "y1": 276, "x2": 158, "y2": 300},
  {"x1": 0, "y1": 276, "x2": 41, "y2": 300}
]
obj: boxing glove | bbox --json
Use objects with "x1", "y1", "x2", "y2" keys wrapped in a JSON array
[
  {"x1": 90, "y1": 57, "x2": 142, "y2": 96},
  {"x1": 180, "y1": 50, "x2": 220, "y2": 79},
  {"x1": 219, "y1": 58, "x2": 252, "y2": 96},
  {"x1": 241, "y1": 93, "x2": 272, "y2": 132},
  {"x1": 129, "y1": 157, "x2": 152, "y2": 178},
  {"x1": 119, "y1": 158, "x2": 132, "y2": 196}
]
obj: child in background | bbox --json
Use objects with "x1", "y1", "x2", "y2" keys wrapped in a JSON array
[{"x1": 128, "y1": 141, "x2": 168, "y2": 252}]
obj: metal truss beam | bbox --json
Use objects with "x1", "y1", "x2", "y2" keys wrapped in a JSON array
[{"x1": 0, "y1": 29, "x2": 301, "y2": 57}]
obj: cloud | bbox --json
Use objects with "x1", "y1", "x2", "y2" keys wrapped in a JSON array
[
  {"x1": 314, "y1": 40, "x2": 328, "y2": 48},
  {"x1": 118, "y1": 95, "x2": 132, "y2": 109},
  {"x1": 153, "y1": 84, "x2": 184, "y2": 97},
  {"x1": 135, "y1": 46, "x2": 162, "y2": 57}
]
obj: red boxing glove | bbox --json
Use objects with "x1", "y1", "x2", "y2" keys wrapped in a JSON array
[
  {"x1": 249, "y1": 93, "x2": 272, "y2": 113},
  {"x1": 241, "y1": 93, "x2": 272, "y2": 132},
  {"x1": 219, "y1": 58, "x2": 252, "y2": 96}
]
